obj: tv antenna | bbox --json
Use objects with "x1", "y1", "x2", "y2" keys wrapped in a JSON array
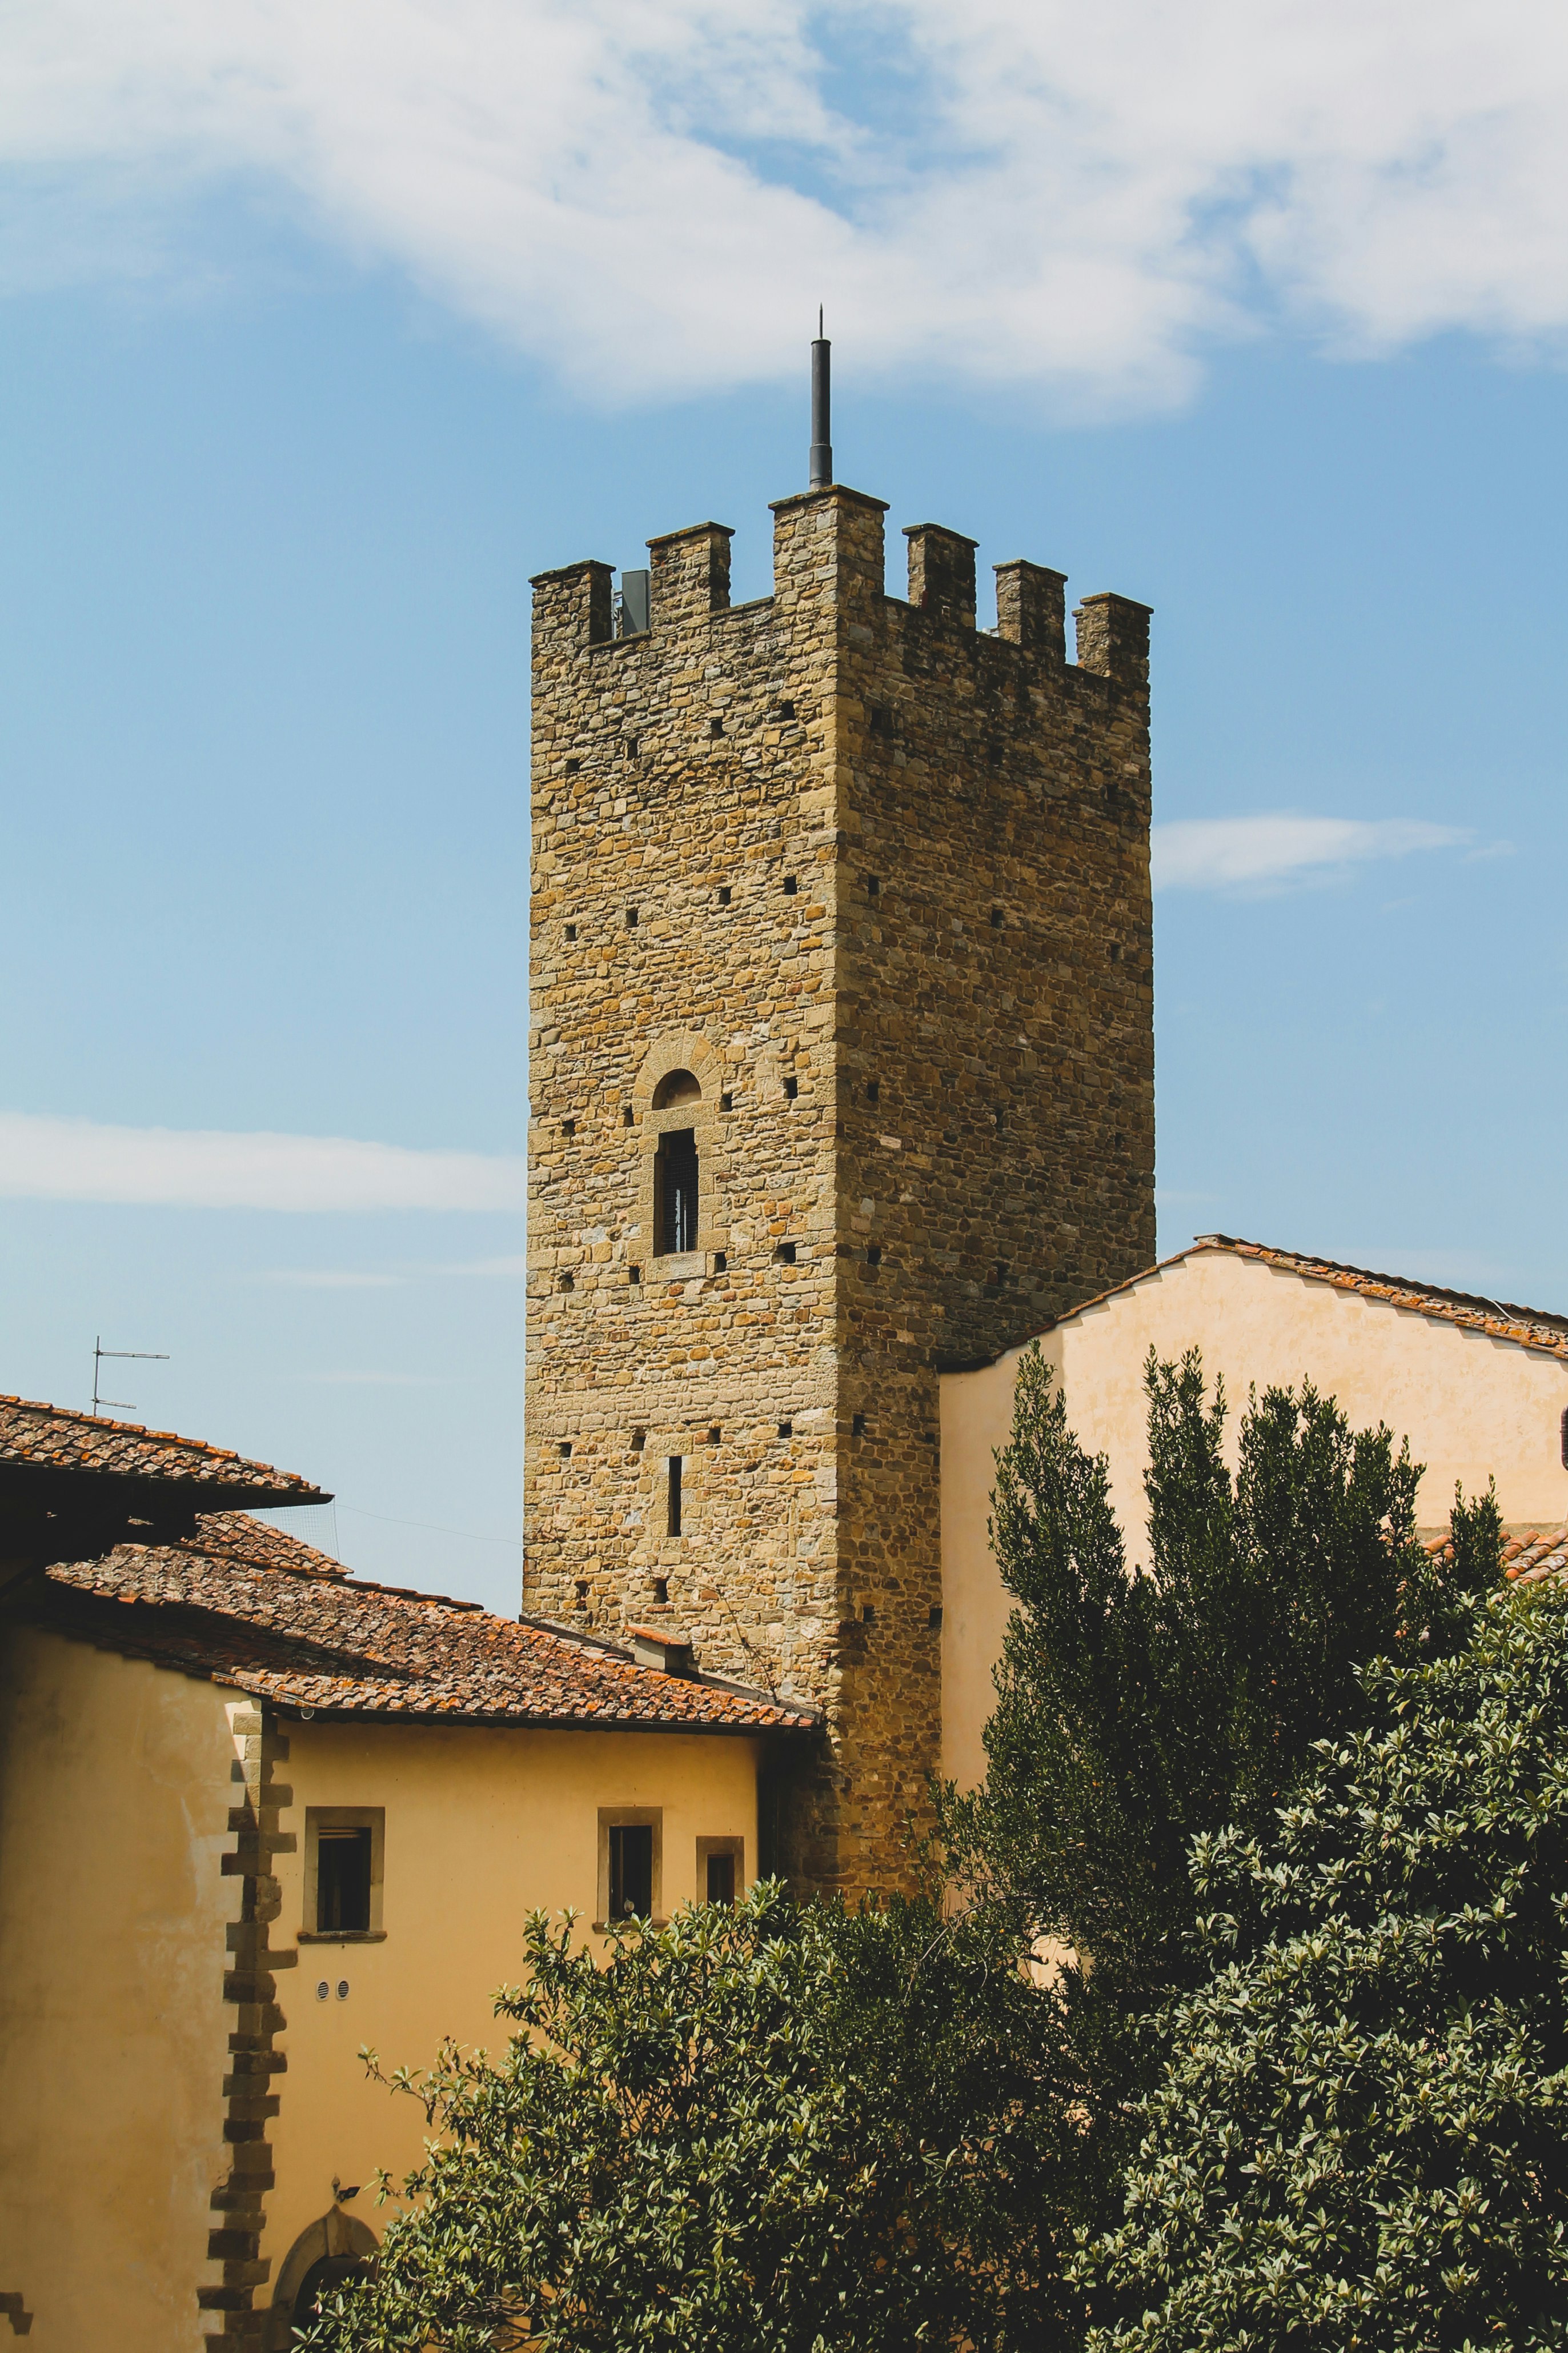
[{"x1": 92, "y1": 1336, "x2": 170, "y2": 1419}]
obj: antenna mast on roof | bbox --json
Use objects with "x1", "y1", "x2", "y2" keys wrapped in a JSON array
[
  {"x1": 91, "y1": 1335, "x2": 169, "y2": 1418},
  {"x1": 809, "y1": 310, "x2": 832, "y2": 490}
]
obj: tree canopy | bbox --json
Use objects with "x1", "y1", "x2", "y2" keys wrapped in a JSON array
[
  {"x1": 955, "y1": 1346, "x2": 1483, "y2": 2006},
  {"x1": 304, "y1": 1883, "x2": 1077, "y2": 2353},
  {"x1": 1080, "y1": 1583, "x2": 1568, "y2": 2353}
]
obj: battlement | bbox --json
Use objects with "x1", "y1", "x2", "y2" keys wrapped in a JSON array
[{"x1": 530, "y1": 486, "x2": 1150, "y2": 696}]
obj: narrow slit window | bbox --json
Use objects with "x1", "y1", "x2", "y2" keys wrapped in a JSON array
[
  {"x1": 666, "y1": 1455, "x2": 683, "y2": 1537},
  {"x1": 705, "y1": 1850, "x2": 736, "y2": 1904},
  {"x1": 654, "y1": 1129, "x2": 699, "y2": 1253},
  {"x1": 609, "y1": 1824, "x2": 653, "y2": 1920},
  {"x1": 316, "y1": 1830, "x2": 372, "y2": 1935}
]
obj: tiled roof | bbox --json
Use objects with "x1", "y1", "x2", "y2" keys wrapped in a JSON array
[
  {"x1": 0, "y1": 1396, "x2": 328, "y2": 1502},
  {"x1": 988, "y1": 1238, "x2": 1568, "y2": 1370},
  {"x1": 1415, "y1": 1522, "x2": 1568, "y2": 1588},
  {"x1": 1186, "y1": 1238, "x2": 1568, "y2": 1360},
  {"x1": 1496, "y1": 1526, "x2": 1568, "y2": 1585},
  {"x1": 24, "y1": 1512, "x2": 816, "y2": 1735}
]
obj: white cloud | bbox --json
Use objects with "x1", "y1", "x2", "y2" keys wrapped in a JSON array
[
  {"x1": 0, "y1": 1112, "x2": 527, "y2": 1211},
  {"x1": 1151, "y1": 814, "x2": 1469, "y2": 894},
  {"x1": 1, "y1": 2, "x2": 1567, "y2": 405}
]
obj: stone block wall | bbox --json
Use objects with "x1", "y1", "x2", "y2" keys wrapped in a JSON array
[{"x1": 525, "y1": 485, "x2": 1154, "y2": 1895}]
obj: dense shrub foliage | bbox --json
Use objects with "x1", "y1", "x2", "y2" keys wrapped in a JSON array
[
  {"x1": 1081, "y1": 1587, "x2": 1568, "y2": 2353},
  {"x1": 305, "y1": 1352, "x2": 1528, "y2": 2353},
  {"x1": 304, "y1": 1883, "x2": 1077, "y2": 2353}
]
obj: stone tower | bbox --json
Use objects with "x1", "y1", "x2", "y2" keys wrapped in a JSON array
[{"x1": 524, "y1": 475, "x2": 1155, "y2": 1896}]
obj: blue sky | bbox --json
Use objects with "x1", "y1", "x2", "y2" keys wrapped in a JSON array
[{"x1": 3, "y1": 2, "x2": 1566, "y2": 1608}]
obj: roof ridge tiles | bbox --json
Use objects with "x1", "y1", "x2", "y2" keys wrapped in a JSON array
[{"x1": 956, "y1": 1235, "x2": 1568, "y2": 1373}]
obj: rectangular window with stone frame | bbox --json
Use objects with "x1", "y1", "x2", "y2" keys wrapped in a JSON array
[{"x1": 302, "y1": 1807, "x2": 386, "y2": 1942}]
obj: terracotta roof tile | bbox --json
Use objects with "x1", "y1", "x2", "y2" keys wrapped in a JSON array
[
  {"x1": 23, "y1": 1512, "x2": 816, "y2": 1735},
  {"x1": 0, "y1": 1396, "x2": 328, "y2": 1500},
  {"x1": 1188, "y1": 1238, "x2": 1568, "y2": 1360},
  {"x1": 987, "y1": 1238, "x2": 1568, "y2": 1370}
]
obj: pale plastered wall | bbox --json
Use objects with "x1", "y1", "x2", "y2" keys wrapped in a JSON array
[
  {"x1": 0, "y1": 1625, "x2": 235, "y2": 2351},
  {"x1": 261, "y1": 1720, "x2": 760, "y2": 2306},
  {"x1": 941, "y1": 1248, "x2": 1568, "y2": 1791}
]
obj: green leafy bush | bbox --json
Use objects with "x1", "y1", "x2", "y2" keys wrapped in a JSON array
[
  {"x1": 1081, "y1": 1586, "x2": 1568, "y2": 2353},
  {"x1": 303, "y1": 1882, "x2": 1076, "y2": 2353}
]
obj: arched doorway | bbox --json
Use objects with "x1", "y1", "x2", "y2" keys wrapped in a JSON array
[{"x1": 267, "y1": 2208, "x2": 378, "y2": 2349}]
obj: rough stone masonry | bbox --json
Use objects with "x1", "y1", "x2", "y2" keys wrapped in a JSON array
[{"x1": 525, "y1": 482, "x2": 1155, "y2": 1897}]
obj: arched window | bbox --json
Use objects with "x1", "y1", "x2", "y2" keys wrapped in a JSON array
[
  {"x1": 652, "y1": 1068, "x2": 701, "y2": 1109},
  {"x1": 655, "y1": 1128, "x2": 699, "y2": 1254}
]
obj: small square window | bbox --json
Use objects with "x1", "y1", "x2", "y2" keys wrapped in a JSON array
[
  {"x1": 852, "y1": 1412, "x2": 867, "y2": 1436},
  {"x1": 774, "y1": 1241, "x2": 796, "y2": 1265},
  {"x1": 861, "y1": 1603, "x2": 876, "y2": 1627},
  {"x1": 865, "y1": 1079, "x2": 879, "y2": 1103},
  {"x1": 558, "y1": 1440, "x2": 572, "y2": 1458},
  {"x1": 866, "y1": 876, "x2": 880, "y2": 895},
  {"x1": 303, "y1": 1809, "x2": 384, "y2": 1942},
  {"x1": 609, "y1": 1823, "x2": 653, "y2": 1919},
  {"x1": 565, "y1": 922, "x2": 578, "y2": 942},
  {"x1": 708, "y1": 1424, "x2": 721, "y2": 1444},
  {"x1": 777, "y1": 1419, "x2": 793, "y2": 1439},
  {"x1": 784, "y1": 1075, "x2": 798, "y2": 1100},
  {"x1": 624, "y1": 735, "x2": 639, "y2": 760},
  {"x1": 720, "y1": 1091, "x2": 733, "y2": 1112},
  {"x1": 575, "y1": 1580, "x2": 589, "y2": 1607},
  {"x1": 708, "y1": 717, "x2": 724, "y2": 738},
  {"x1": 713, "y1": 1250, "x2": 727, "y2": 1272},
  {"x1": 317, "y1": 1831, "x2": 371, "y2": 1931},
  {"x1": 783, "y1": 875, "x2": 797, "y2": 897},
  {"x1": 631, "y1": 1428, "x2": 646, "y2": 1451},
  {"x1": 629, "y1": 1264, "x2": 641, "y2": 1284},
  {"x1": 625, "y1": 906, "x2": 639, "y2": 929},
  {"x1": 652, "y1": 1575, "x2": 669, "y2": 1605},
  {"x1": 564, "y1": 757, "x2": 581, "y2": 775},
  {"x1": 718, "y1": 886, "x2": 732, "y2": 906},
  {"x1": 623, "y1": 1105, "x2": 634, "y2": 1127},
  {"x1": 599, "y1": 1810, "x2": 661, "y2": 1926},
  {"x1": 698, "y1": 1837, "x2": 744, "y2": 1905},
  {"x1": 990, "y1": 906, "x2": 1004, "y2": 929},
  {"x1": 778, "y1": 699, "x2": 796, "y2": 721},
  {"x1": 562, "y1": 1117, "x2": 575, "y2": 1137},
  {"x1": 929, "y1": 1604, "x2": 944, "y2": 1631},
  {"x1": 866, "y1": 1244, "x2": 881, "y2": 1267}
]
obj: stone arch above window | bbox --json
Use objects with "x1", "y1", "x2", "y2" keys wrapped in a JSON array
[
  {"x1": 632, "y1": 1031, "x2": 723, "y2": 1120},
  {"x1": 652, "y1": 1067, "x2": 702, "y2": 1109}
]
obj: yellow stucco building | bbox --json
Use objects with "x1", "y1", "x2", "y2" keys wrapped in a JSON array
[
  {"x1": 0, "y1": 1399, "x2": 811, "y2": 2350},
  {"x1": 8, "y1": 1239, "x2": 1568, "y2": 2343},
  {"x1": 940, "y1": 1234, "x2": 1568, "y2": 1791}
]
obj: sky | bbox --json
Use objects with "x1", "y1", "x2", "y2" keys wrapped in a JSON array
[{"x1": 3, "y1": 1, "x2": 1567, "y2": 1610}]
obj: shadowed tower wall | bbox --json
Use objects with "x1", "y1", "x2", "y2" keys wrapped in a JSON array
[{"x1": 524, "y1": 485, "x2": 1154, "y2": 1895}]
